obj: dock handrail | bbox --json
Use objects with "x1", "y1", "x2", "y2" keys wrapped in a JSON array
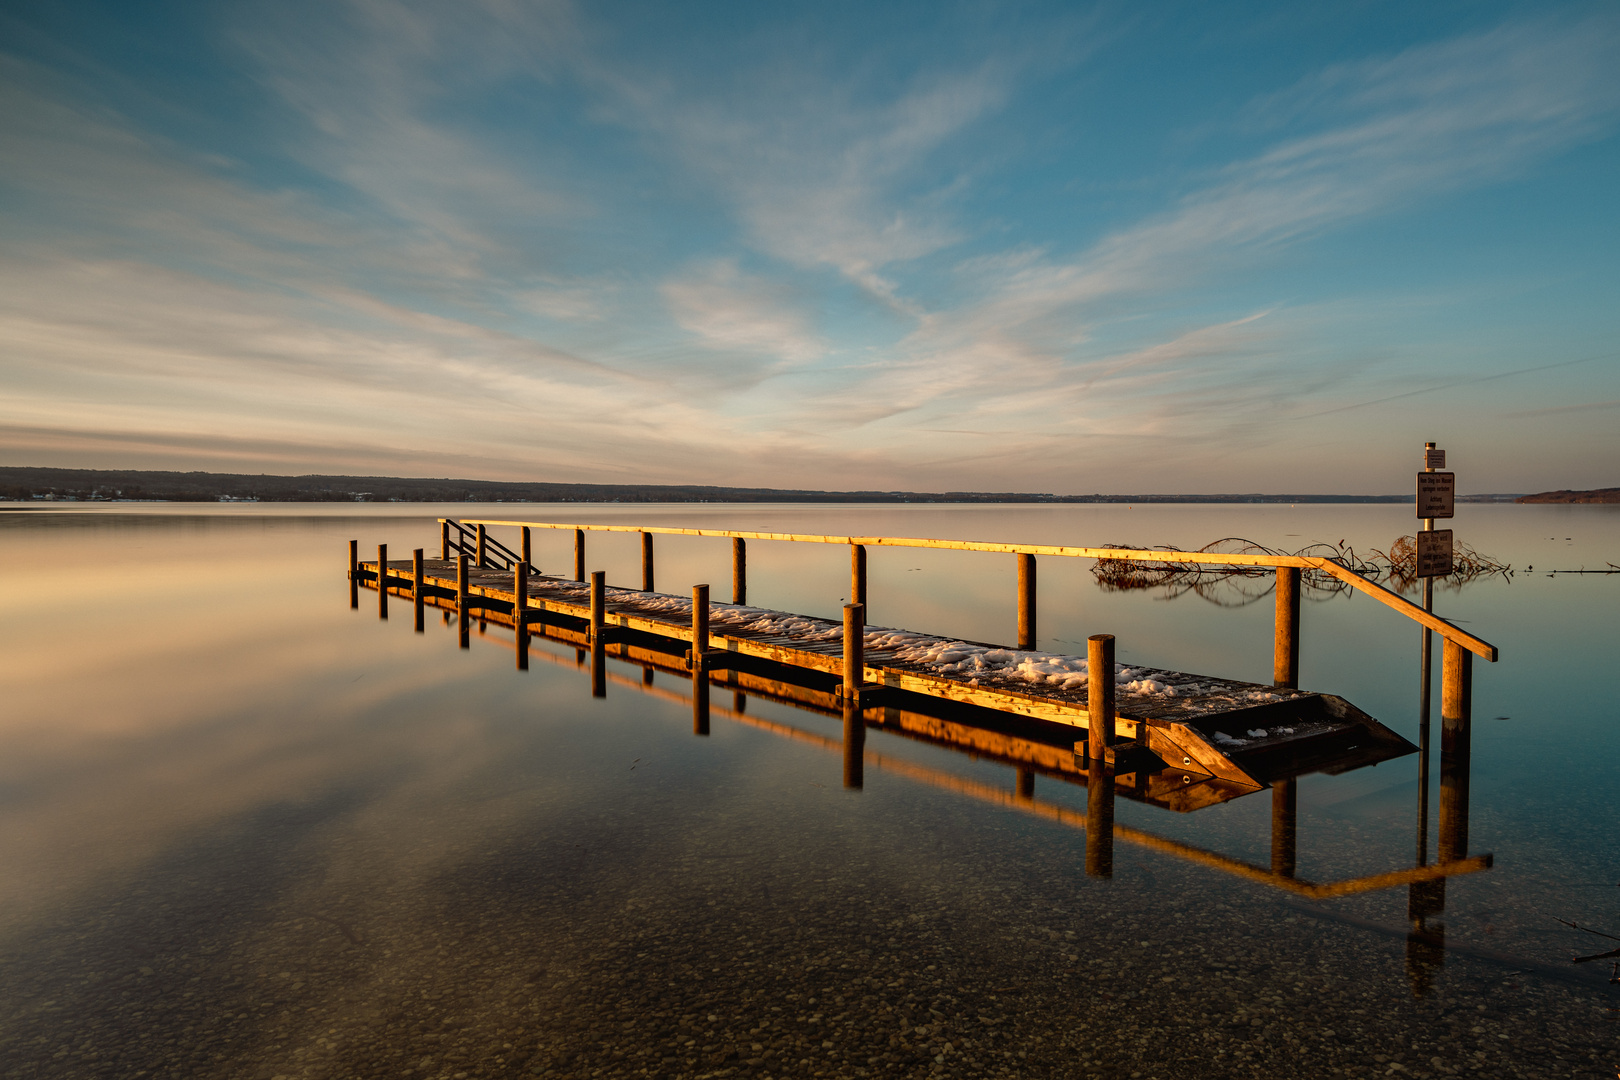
[{"x1": 445, "y1": 516, "x2": 1498, "y2": 662}]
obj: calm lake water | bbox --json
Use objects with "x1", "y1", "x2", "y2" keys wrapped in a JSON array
[{"x1": 2, "y1": 502, "x2": 1616, "y2": 1080}]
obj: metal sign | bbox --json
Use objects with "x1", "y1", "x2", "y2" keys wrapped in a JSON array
[
  {"x1": 1416, "y1": 471, "x2": 1455, "y2": 519},
  {"x1": 1425, "y1": 448, "x2": 1446, "y2": 470},
  {"x1": 1416, "y1": 529, "x2": 1454, "y2": 578}
]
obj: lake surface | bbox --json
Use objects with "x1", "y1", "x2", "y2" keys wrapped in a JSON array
[{"x1": 1, "y1": 502, "x2": 1616, "y2": 1080}]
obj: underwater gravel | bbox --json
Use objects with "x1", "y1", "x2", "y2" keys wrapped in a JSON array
[{"x1": 0, "y1": 787, "x2": 1613, "y2": 1080}]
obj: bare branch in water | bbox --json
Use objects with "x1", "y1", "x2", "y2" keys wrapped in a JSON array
[{"x1": 1093, "y1": 536, "x2": 1512, "y2": 605}]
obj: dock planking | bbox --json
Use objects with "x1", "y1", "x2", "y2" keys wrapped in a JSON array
[{"x1": 360, "y1": 556, "x2": 1412, "y2": 791}]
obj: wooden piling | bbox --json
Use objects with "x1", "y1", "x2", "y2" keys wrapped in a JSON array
[
  {"x1": 440, "y1": 521, "x2": 449, "y2": 561},
  {"x1": 1271, "y1": 779, "x2": 1297, "y2": 878},
  {"x1": 378, "y1": 544, "x2": 388, "y2": 619},
  {"x1": 476, "y1": 525, "x2": 487, "y2": 568},
  {"x1": 515, "y1": 561, "x2": 529, "y2": 624},
  {"x1": 590, "y1": 570, "x2": 605, "y2": 644},
  {"x1": 1274, "y1": 566, "x2": 1301, "y2": 689},
  {"x1": 348, "y1": 540, "x2": 358, "y2": 609},
  {"x1": 1017, "y1": 553, "x2": 1036, "y2": 651},
  {"x1": 733, "y1": 537, "x2": 747, "y2": 605},
  {"x1": 1438, "y1": 639, "x2": 1472, "y2": 864},
  {"x1": 574, "y1": 529, "x2": 585, "y2": 582},
  {"x1": 413, "y1": 548, "x2": 425, "y2": 634},
  {"x1": 522, "y1": 527, "x2": 532, "y2": 571},
  {"x1": 850, "y1": 544, "x2": 867, "y2": 612},
  {"x1": 692, "y1": 584, "x2": 710, "y2": 664},
  {"x1": 1087, "y1": 634, "x2": 1116, "y2": 763},
  {"x1": 843, "y1": 603, "x2": 864, "y2": 703},
  {"x1": 641, "y1": 531, "x2": 654, "y2": 592}
]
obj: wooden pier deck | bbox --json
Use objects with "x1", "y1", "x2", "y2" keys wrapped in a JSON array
[{"x1": 358, "y1": 555, "x2": 1412, "y2": 791}]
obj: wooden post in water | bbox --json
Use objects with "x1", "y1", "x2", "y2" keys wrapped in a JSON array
[
  {"x1": 377, "y1": 543, "x2": 388, "y2": 619},
  {"x1": 1271, "y1": 779, "x2": 1297, "y2": 877},
  {"x1": 843, "y1": 603, "x2": 864, "y2": 704},
  {"x1": 641, "y1": 532, "x2": 654, "y2": 592},
  {"x1": 521, "y1": 527, "x2": 532, "y2": 571},
  {"x1": 692, "y1": 584, "x2": 710, "y2": 735},
  {"x1": 574, "y1": 529, "x2": 585, "y2": 582},
  {"x1": 1438, "y1": 639, "x2": 1472, "y2": 864},
  {"x1": 457, "y1": 554, "x2": 470, "y2": 650},
  {"x1": 440, "y1": 521, "x2": 450, "y2": 561},
  {"x1": 590, "y1": 570, "x2": 605, "y2": 645},
  {"x1": 733, "y1": 537, "x2": 746, "y2": 605},
  {"x1": 1017, "y1": 553, "x2": 1036, "y2": 651},
  {"x1": 349, "y1": 540, "x2": 358, "y2": 609},
  {"x1": 413, "y1": 548, "x2": 425, "y2": 633},
  {"x1": 850, "y1": 544, "x2": 867, "y2": 613},
  {"x1": 1087, "y1": 634, "x2": 1116, "y2": 763},
  {"x1": 691, "y1": 584, "x2": 710, "y2": 661},
  {"x1": 473, "y1": 525, "x2": 484, "y2": 568},
  {"x1": 1274, "y1": 567, "x2": 1301, "y2": 689}
]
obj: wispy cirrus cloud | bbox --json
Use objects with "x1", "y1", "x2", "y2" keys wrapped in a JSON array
[{"x1": 660, "y1": 259, "x2": 825, "y2": 367}]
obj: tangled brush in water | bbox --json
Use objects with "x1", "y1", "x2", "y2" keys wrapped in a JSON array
[{"x1": 1092, "y1": 536, "x2": 1511, "y2": 608}]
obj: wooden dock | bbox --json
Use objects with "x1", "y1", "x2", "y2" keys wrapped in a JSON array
[
  {"x1": 346, "y1": 517, "x2": 1498, "y2": 909},
  {"x1": 354, "y1": 550, "x2": 1413, "y2": 793}
]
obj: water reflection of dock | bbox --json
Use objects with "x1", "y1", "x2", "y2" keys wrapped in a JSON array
[{"x1": 351, "y1": 524, "x2": 1490, "y2": 932}]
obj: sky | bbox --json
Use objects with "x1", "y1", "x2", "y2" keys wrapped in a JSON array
[{"x1": 1, "y1": 0, "x2": 1618, "y2": 494}]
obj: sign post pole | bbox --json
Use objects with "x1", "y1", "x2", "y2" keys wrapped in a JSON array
[{"x1": 1413, "y1": 442, "x2": 1452, "y2": 885}]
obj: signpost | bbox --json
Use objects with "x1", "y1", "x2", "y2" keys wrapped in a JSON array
[{"x1": 1416, "y1": 472, "x2": 1455, "y2": 521}]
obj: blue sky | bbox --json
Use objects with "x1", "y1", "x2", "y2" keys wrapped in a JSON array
[{"x1": 1, "y1": 0, "x2": 1617, "y2": 493}]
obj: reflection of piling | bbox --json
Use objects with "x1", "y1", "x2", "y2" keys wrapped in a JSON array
[
  {"x1": 514, "y1": 561, "x2": 529, "y2": 671},
  {"x1": 1087, "y1": 635, "x2": 1115, "y2": 763},
  {"x1": 377, "y1": 543, "x2": 388, "y2": 620},
  {"x1": 457, "y1": 554, "x2": 470, "y2": 650},
  {"x1": 641, "y1": 531, "x2": 654, "y2": 592},
  {"x1": 1405, "y1": 919, "x2": 1444, "y2": 998},
  {"x1": 691, "y1": 584, "x2": 710, "y2": 734},
  {"x1": 1017, "y1": 553, "x2": 1036, "y2": 650},
  {"x1": 590, "y1": 570, "x2": 606, "y2": 697},
  {"x1": 413, "y1": 548, "x2": 425, "y2": 633},
  {"x1": 733, "y1": 537, "x2": 747, "y2": 605},
  {"x1": 642, "y1": 666, "x2": 654, "y2": 687},
  {"x1": 1273, "y1": 567, "x2": 1300, "y2": 688},
  {"x1": 843, "y1": 603, "x2": 865, "y2": 704},
  {"x1": 1017, "y1": 767, "x2": 1035, "y2": 801},
  {"x1": 1270, "y1": 779, "x2": 1297, "y2": 878},
  {"x1": 348, "y1": 540, "x2": 358, "y2": 609},
  {"x1": 734, "y1": 690, "x2": 747, "y2": 713},
  {"x1": 1085, "y1": 760, "x2": 1114, "y2": 877},
  {"x1": 843, "y1": 698, "x2": 864, "y2": 789}
]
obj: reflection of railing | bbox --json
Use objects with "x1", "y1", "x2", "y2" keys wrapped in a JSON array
[{"x1": 461, "y1": 605, "x2": 1492, "y2": 902}]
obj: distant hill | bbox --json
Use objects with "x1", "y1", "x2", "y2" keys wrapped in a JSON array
[
  {"x1": 1516, "y1": 487, "x2": 1620, "y2": 504},
  {"x1": 1, "y1": 466, "x2": 1417, "y2": 504}
]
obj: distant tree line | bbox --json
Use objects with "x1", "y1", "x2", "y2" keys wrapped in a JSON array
[{"x1": 0, "y1": 466, "x2": 1420, "y2": 504}]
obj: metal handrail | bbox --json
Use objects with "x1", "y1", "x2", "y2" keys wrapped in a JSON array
[{"x1": 443, "y1": 517, "x2": 1498, "y2": 662}]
